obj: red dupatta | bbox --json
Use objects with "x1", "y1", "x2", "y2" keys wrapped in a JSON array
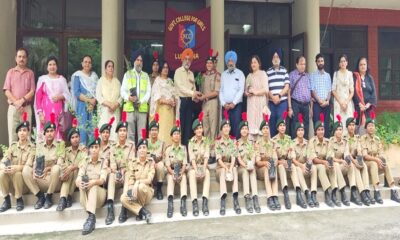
[{"x1": 353, "y1": 72, "x2": 366, "y2": 127}]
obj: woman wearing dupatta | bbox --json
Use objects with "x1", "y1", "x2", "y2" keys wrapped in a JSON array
[
  {"x1": 71, "y1": 55, "x2": 99, "y2": 144},
  {"x1": 35, "y1": 56, "x2": 71, "y2": 141},
  {"x1": 150, "y1": 62, "x2": 180, "y2": 145}
]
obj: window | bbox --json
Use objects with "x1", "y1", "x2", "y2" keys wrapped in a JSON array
[
  {"x1": 66, "y1": 0, "x2": 101, "y2": 30},
  {"x1": 256, "y1": 4, "x2": 290, "y2": 36},
  {"x1": 126, "y1": 0, "x2": 165, "y2": 33},
  {"x1": 225, "y1": 3, "x2": 254, "y2": 35},
  {"x1": 67, "y1": 38, "x2": 102, "y2": 78},
  {"x1": 20, "y1": 0, "x2": 62, "y2": 29},
  {"x1": 167, "y1": 0, "x2": 205, "y2": 12}
]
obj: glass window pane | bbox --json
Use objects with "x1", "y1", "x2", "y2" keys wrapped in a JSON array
[
  {"x1": 20, "y1": 0, "x2": 62, "y2": 29},
  {"x1": 66, "y1": 0, "x2": 101, "y2": 30},
  {"x1": 167, "y1": 0, "x2": 205, "y2": 12},
  {"x1": 126, "y1": 0, "x2": 165, "y2": 32},
  {"x1": 125, "y1": 39, "x2": 164, "y2": 73},
  {"x1": 225, "y1": 3, "x2": 254, "y2": 35},
  {"x1": 22, "y1": 37, "x2": 60, "y2": 78},
  {"x1": 320, "y1": 26, "x2": 331, "y2": 48},
  {"x1": 256, "y1": 4, "x2": 289, "y2": 36},
  {"x1": 67, "y1": 38, "x2": 101, "y2": 79},
  {"x1": 335, "y1": 29, "x2": 367, "y2": 49}
]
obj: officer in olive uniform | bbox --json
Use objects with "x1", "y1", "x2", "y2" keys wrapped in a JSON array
[
  {"x1": 165, "y1": 120, "x2": 188, "y2": 218},
  {"x1": 120, "y1": 129, "x2": 154, "y2": 223},
  {"x1": 0, "y1": 112, "x2": 34, "y2": 212},
  {"x1": 272, "y1": 111, "x2": 306, "y2": 209},
  {"x1": 308, "y1": 114, "x2": 335, "y2": 207},
  {"x1": 23, "y1": 113, "x2": 63, "y2": 210},
  {"x1": 215, "y1": 110, "x2": 241, "y2": 215},
  {"x1": 148, "y1": 113, "x2": 166, "y2": 200},
  {"x1": 345, "y1": 112, "x2": 374, "y2": 205},
  {"x1": 76, "y1": 128, "x2": 107, "y2": 235},
  {"x1": 292, "y1": 114, "x2": 319, "y2": 208},
  {"x1": 237, "y1": 112, "x2": 260, "y2": 213},
  {"x1": 255, "y1": 114, "x2": 280, "y2": 211},
  {"x1": 57, "y1": 118, "x2": 87, "y2": 211},
  {"x1": 188, "y1": 112, "x2": 211, "y2": 216},
  {"x1": 360, "y1": 112, "x2": 400, "y2": 204}
]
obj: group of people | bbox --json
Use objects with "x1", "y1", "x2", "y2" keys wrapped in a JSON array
[{"x1": 0, "y1": 46, "x2": 397, "y2": 235}]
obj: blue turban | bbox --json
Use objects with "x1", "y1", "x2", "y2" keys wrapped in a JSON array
[
  {"x1": 225, "y1": 51, "x2": 237, "y2": 65},
  {"x1": 272, "y1": 48, "x2": 283, "y2": 60},
  {"x1": 131, "y1": 48, "x2": 145, "y2": 63}
]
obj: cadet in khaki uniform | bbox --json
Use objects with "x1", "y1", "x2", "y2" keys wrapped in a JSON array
[
  {"x1": 120, "y1": 129, "x2": 154, "y2": 223},
  {"x1": 255, "y1": 114, "x2": 280, "y2": 211},
  {"x1": 215, "y1": 110, "x2": 241, "y2": 215},
  {"x1": 57, "y1": 118, "x2": 87, "y2": 211},
  {"x1": 292, "y1": 114, "x2": 319, "y2": 208},
  {"x1": 237, "y1": 112, "x2": 260, "y2": 213},
  {"x1": 345, "y1": 112, "x2": 374, "y2": 205},
  {"x1": 23, "y1": 114, "x2": 63, "y2": 209},
  {"x1": 165, "y1": 120, "x2": 188, "y2": 218},
  {"x1": 308, "y1": 114, "x2": 335, "y2": 207},
  {"x1": 360, "y1": 112, "x2": 400, "y2": 204},
  {"x1": 272, "y1": 111, "x2": 306, "y2": 209},
  {"x1": 0, "y1": 112, "x2": 33, "y2": 212},
  {"x1": 327, "y1": 115, "x2": 355, "y2": 206},
  {"x1": 188, "y1": 112, "x2": 210, "y2": 216},
  {"x1": 76, "y1": 128, "x2": 107, "y2": 235},
  {"x1": 148, "y1": 113, "x2": 166, "y2": 200}
]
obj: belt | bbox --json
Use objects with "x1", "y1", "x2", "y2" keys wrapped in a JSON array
[
  {"x1": 292, "y1": 98, "x2": 310, "y2": 105},
  {"x1": 180, "y1": 97, "x2": 192, "y2": 100}
]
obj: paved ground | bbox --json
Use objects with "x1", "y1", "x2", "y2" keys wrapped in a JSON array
[{"x1": 3, "y1": 206, "x2": 400, "y2": 240}]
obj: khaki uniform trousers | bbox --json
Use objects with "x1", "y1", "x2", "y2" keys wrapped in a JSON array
[
  {"x1": 127, "y1": 111, "x2": 147, "y2": 143},
  {"x1": 216, "y1": 163, "x2": 238, "y2": 197},
  {"x1": 7, "y1": 105, "x2": 32, "y2": 145},
  {"x1": 188, "y1": 168, "x2": 210, "y2": 201},
  {"x1": 296, "y1": 164, "x2": 318, "y2": 192},
  {"x1": 366, "y1": 161, "x2": 394, "y2": 187},
  {"x1": 354, "y1": 162, "x2": 369, "y2": 192},
  {"x1": 121, "y1": 183, "x2": 154, "y2": 215},
  {"x1": 107, "y1": 172, "x2": 127, "y2": 201},
  {"x1": 79, "y1": 185, "x2": 106, "y2": 214},
  {"x1": 0, "y1": 170, "x2": 28, "y2": 198},
  {"x1": 155, "y1": 161, "x2": 166, "y2": 183},
  {"x1": 22, "y1": 165, "x2": 61, "y2": 195},
  {"x1": 202, "y1": 100, "x2": 219, "y2": 141},
  {"x1": 278, "y1": 164, "x2": 300, "y2": 190},
  {"x1": 60, "y1": 170, "x2": 78, "y2": 198},
  {"x1": 167, "y1": 173, "x2": 187, "y2": 198},
  {"x1": 337, "y1": 162, "x2": 354, "y2": 189},
  {"x1": 256, "y1": 166, "x2": 278, "y2": 198},
  {"x1": 315, "y1": 163, "x2": 336, "y2": 191},
  {"x1": 238, "y1": 166, "x2": 258, "y2": 196}
]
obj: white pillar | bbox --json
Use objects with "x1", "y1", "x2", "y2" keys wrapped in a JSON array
[
  {"x1": 102, "y1": 0, "x2": 124, "y2": 79},
  {"x1": 207, "y1": 0, "x2": 224, "y2": 73}
]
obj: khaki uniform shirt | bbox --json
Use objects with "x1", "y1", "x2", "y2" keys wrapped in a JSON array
[
  {"x1": 164, "y1": 144, "x2": 188, "y2": 169},
  {"x1": 201, "y1": 70, "x2": 221, "y2": 107},
  {"x1": 126, "y1": 158, "x2": 155, "y2": 186},
  {"x1": 307, "y1": 136, "x2": 330, "y2": 160},
  {"x1": 344, "y1": 134, "x2": 362, "y2": 158},
  {"x1": 293, "y1": 138, "x2": 308, "y2": 164},
  {"x1": 110, "y1": 140, "x2": 135, "y2": 171},
  {"x1": 78, "y1": 157, "x2": 107, "y2": 182},
  {"x1": 255, "y1": 137, "x2": 277, "y2": 161},
  {"x1": 30, "y1": 140, "x2": 65, "y2": 168},
  {"x1": 360, "y1": 134, "x2": 386, "y2": 158},
  {"x1": 272, "y1": 134, "x2": 295, "y2": 160},
  {"x1": 237, "y1": 138, "x2": 255, "y2": 161},
  {"x1": 215, "y1": 137, "x2": 237, "y2": 164},
  {"x1": 1, "y1": 141, "x2": 35, "y2": 168},
  {"x1": 188, "y1": 136, "x2": 210, "y2": 165},
  {"x1": 147, "y1": 139, "x2": 165, "y2": 163},
  {"x1": 62, "y1": 145, "x2": 87, "y2": 170},
  {"x1": 100, "y1": 140, "x2": 113, "y2": 167},
  {"x1": 327, "y1": 137, "x2": 350, "y2": 159}
]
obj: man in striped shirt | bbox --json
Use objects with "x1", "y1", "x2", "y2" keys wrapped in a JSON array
[{"x1": 267, "y1": 49, "x2": 290, "y2": 137}]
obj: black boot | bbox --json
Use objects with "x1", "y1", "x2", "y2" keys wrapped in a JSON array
[
  {"x1": 366, "y1": 190, "x2": 375, "y2": 204},
  {"x1": 305, "y1": 190, "x2": 315, "y2": 208},
  {"x1": 180, "y1": 196, "x2": 187, "y2": 217},
  {"x1": 283, "y1": 187, "x2": 291, "y2": 210},
  {"x1": 374, "y1": 190, "x2": 383, "y2": 204},
  {"x1": 56, "y1": 197, "x2": 67, "y2": 211},
  {"x1": 331, "y1": 188, "x2": 341, "y2": 207},
  {"x1": 350, "y1": 187, "x2": 362, "y2": 206},
  {"x1": 245, "y1": 195, "x2": 253, "y2": 213},
  {"x1": 16, "y1": 197, "x2": 24, "y2": 211},
  {"x1": 233, "y1": 192, "x2": 241, "y2": 214},
  {"x1": 82, "y1": 212, "x2": 96, "y2": 235},
  {"x1": 360, "y1": 190, "x2": 370, "y2": 206},
  {"x1": 220, "y1": 194, "x2": 226, "y2": 216},
  {"x1": 324, "y1": 188, "x2": 334, "y2": 207},
  {"x1": 267, "y1": 197, "x2": 276, "y2": 211},
  {"x1": 66, "y1": 195, "x2": 73, "y2": 208},
  {"x1": 156, "y1": 182, "x2": 163, "y2": 200},
  {"x1": 192, "y1": 199, "x2": 199, "y2": 217},
  {"x1": 0, "y1": 195, "x2": 11, "y2": 212},
  {"x1": 105, "y1": 200, "x2": 115, "y2": 225},
  {"x1": 296, "y1": 188, "x2": 307, "y2": 209},
  {"x1": 44, "y1": 193, "x2": 53, "y2": 209},
  {"x1": 273, "y1": 196, "x2": 281, "y2": 210},
  {"x1": 167, "y1": 196, "x2": 174, "y2": 218},
  {"x1": 34, "y1": 191, "x2": 45, "y2": 210},
  {"x1": 118, "y1": 206, "x2": 128, "y2": 223},
  {"x1": 202, "y1": 197, "x2": 209, "y2": 216},
  {"x1": 139, "y1": 207, "x2": 152, "y2": 224},
  {"x1": 253, "y1": 195, "x2": 261, "y2": 213},
  {"x1": 311, "y1": 191, "x2": 319, "y2": 207},
  {"x1": 390, "y1": 189, "x2": 400, "y2": 203}
]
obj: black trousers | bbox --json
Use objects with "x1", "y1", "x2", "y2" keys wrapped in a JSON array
[
  {"x1": 290, "y1": 99, "x2": 310, "y2": 139},
  {"x1": 179, "y1": 97, "x2": 194, "y2": 146}
]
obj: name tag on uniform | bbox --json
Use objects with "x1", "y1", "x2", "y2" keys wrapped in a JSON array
[{"x1": 235, "y1": 78, "x2": 239, "y2": 81}]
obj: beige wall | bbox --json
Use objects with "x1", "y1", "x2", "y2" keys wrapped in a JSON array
[{"x1": 206, "y1": 0, "x2": 224, "y2": 73}]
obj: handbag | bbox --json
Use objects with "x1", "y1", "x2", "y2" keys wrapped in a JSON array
[{"x1": 58, "y1": 109, "x2": 73, "y2": 133}]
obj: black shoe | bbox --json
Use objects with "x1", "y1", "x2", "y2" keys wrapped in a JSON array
[
  {"x1": 105, "y1": 200, "x2": 115, "y2": 225},
  {"x1": 311, "y1": 191, "x2": 319, "y2": 207},
  {"x1": 374, "y1": 190, "x2": 383, "y2": 204},
  {"x1": 16, "y1": 197, "x2": 24, "y2": 211},
  {"x1": 66, "y1": 195, "x2": 73, "y2": 208},
  {"x1": 180, "y1": 196, "x2": 187, "y2": 217},
  {"x1": 283, "y1": 187, "x2": 291, "y2": 210},
  {"x1": 350, "y1": 187, "x2": 362, "y2": 206},
  {"x1": 296, "y1": 188, "x2": 307, "y2": 209},
  {"x1": 156, "y1": 182, "x2": 163, "y2": 200},
  {"x1": 192, "y1": 199, "x2": 199, "y2": 217},
  {"x1": 34, "y1": 192, "x2": 45, "y2": 210},
  {"x1": 82, "y1": 213, "x2": 96, "y2": 235},
  {"x1": 44, "y1": 193, "x2": 53, "y2": 209},
  {"x1": 324, "y1": 189, "x2": 334, "y2": 208},
  {"x1": 202, "y1": 197, "x2": 209, "y2": 216},
  {"x1": 167, "y1": 196, "x2": 174, "y2": 218},
  {"x1": 267, "y1": 197, "x2": 276, "y2": 211},
  {"x1": 360, "y1": 191, "x2": 370, "y2": 206},
  {"x1": 139, "y1": 207, "x2": 152, "y2": 224},
  {"x1": 332, "y1": 188, "x2": 341, "y2": 207},
  {"x1": 56, "y1": 197, "x2": 67, "y2": 212},
  {"x1": 366, "y1": 190, "x2": 375, "y2": 204},
  {"x1": 208, "y1": 156, "x2": 217, "y2": 165},
  {"x1": 305, "y1": 190, "x2": 315, "y2": 208},
  {"x1": 245, "y1": 195, "x2": 253, "y2": 213},
  {"x1": 220, "y1": 195, "x2": 226, "y2": 216},
  {"x1": 233, "y1": 192, "x2": 241, "y2": 214},
  {"x1": 253, "y1": 195, "x2": 261, "y2": 213},
  {"x1": 390, "y1": 189, "x2": 400, "y2": 203},
  {"x1": 0, "y1": 195, "x2": 11, "y2": 212},
  {"x1": 273, "y1": 196, "x2": 281, "y2": 210},
  {"x1": 118, "y1": 206, "x2": 128, "y2": 223}
]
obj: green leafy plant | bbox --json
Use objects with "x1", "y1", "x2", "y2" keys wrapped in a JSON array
[{"x1": 376, "y1": 112, "x2": 400, "y2": 146}]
